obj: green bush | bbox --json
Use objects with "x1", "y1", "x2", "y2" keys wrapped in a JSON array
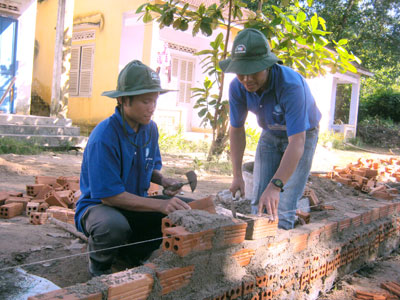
[
  {"x1": 359, "y1": 89, "x2": 400, "y2": 122},
  {"x1": 357, "y1": 116, "x2": 400, "y2": 148},
  {"x1": 158, "y1": 127, "x2": 209, "y2": 154},
  {"x1": 318, "y1": 130, "x2": 349, "y2": 150},
  {"x1": 0, "y1": 138, "x2": 42, "y2": 155},
  {"x1": 245, "y1": 125, "x2": 261, "y2": 151}
]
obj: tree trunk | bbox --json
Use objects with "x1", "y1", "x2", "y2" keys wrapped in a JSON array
[
  {"x1": 207, "y1": 126, "x2": 230, "y2": 161},
  {"x1": 208, "y1": 0, "x2": 233, "y2": 160}
]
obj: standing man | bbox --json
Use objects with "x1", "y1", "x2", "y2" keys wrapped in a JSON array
[
  {"x1": 74, "y1": 60, "x2": 191, "y2": 277},
  {"x1": 219, "y1": 28, "x2": 321, "y2": 230}
]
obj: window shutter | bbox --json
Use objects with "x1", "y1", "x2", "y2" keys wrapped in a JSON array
[
  {"x1": 172, "y1": 58, "x2": 178, "y2": 77},
  {"x1": 69, "y1": 47, "x2": 80, "y2": 96},
  {"x1": 78, "y1": 45, "x2": 94, "y2": 97},
  {"x1": 185, "y1": 62, "x2": 194, "y2": 103},
  {"x1": 171, "y1": 56, "x2": 195, "y2": 104}
]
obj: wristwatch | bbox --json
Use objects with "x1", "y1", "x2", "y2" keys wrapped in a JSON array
[{"x1": 271, "y1": 178, "x2": 284, "y2": 192}]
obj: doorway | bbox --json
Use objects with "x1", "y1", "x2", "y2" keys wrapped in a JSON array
[{"x1": 0, "y1": 16, "x2": 18, "y2": 113}]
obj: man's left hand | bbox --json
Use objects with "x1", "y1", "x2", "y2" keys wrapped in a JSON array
[{"x1": 258, "y1": 183, "x2": 280, "y2": 220}]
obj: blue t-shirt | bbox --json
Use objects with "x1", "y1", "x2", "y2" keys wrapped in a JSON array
[
  {"x1": 74, "y1": 107, "x2": 162, "y2": 232},
  {"x1": 229, "y1": 64, "x2": 321, "y2": 137}
]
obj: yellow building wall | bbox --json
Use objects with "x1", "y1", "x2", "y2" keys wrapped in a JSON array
[
  {"x1": 68, "y1": 0, "x2": 154, "y2": 127},
  {"x1": 32, "y1": 0, "x2": 58, "y2": 106}
]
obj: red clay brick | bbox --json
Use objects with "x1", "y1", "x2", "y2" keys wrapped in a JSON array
[
  {"x1": 5, "y1": 197, "x2": 30, "y2": 210},
  {"x1": 243, "y1": 216, "x2": 278, "y2": 240},
  {"x1": 65, "y1": 181, "x2": 80, "y2": 192},
  {"x1": 242, "y1": 281, "x2": 255, "y2": 295},
  {"x1": 55, "y1": 190, "x2": 75, "y2": 205},
  {"x1": 360, "y1": 168, "x2": 378, "y2": 178},
  {"x1": 256, "y1": 275, "x2": 268, "y2": 287},
  {"x1": 250, "y1": 293, "x2": 260, "y2": 300},
  {"x1": 7, "y1": 191, "x2": 23, "y2": 197},
  {"x1": 102, "y1": 272, "x2": 154, "y2": 300},
  {"x1": 38, "y1": 202, "x2": 49, "y2": 212},
  {"x1": 161, "y1": 217, "x2": 176, "y2": 233},
  {"x1": 225, "y1": 285, "x2": 242, "y2": 299},
  {"x1": 351, "y1": 215, "x2": 362, "y2": 227},
  {"x1": 300, "y1": 270, "x2": 310, "y2": 290},
  {"x1": 26, "y1": 202, "x2": 40, "y2": 216},
  {"x1": 338, "y1": 218, "x2": 351, "y2": 232},
  {"x1": 188, "y1": 195, "x2": 216, "y2": 214},
  {"x1": 380, "y1": 281, "x2": 400, "y2": 297},
  {"x1": 26, "y1": 184, "x2": 45, "y2": 197},
  {"x1": 296, "y1": 210, "x2": 311, "y2": 224},
  {"x1": 258, "y1": 289, "x2": 273, "y2": 300},
  {"x1": 291, "y1": 233, "x2": 309, "y2": 253},
  {"x1": 47, "y1": 206, "x2": 75, "y2": 224},
  {"x1": 163, "y1": 226, "x2": 214, "y2": 257},
  {"x1": 362, "y1": 211, "x2": 373, "y2": 225},
  {"x1": 45, "y1": 191, "x2": 68, "y2": 208},
  {"x1": 222, "y1": 222, "x2": 247, "y2": 245},
  {"x1": 30, "y1": 212, "x2": 49, "y2": 225},
  {"x1": 303, "y1": 187, "x2": 319, "y2": 206},
  {"x1": 335, "y1": 176, "x2": 352, "y2": 185},
  {"x1": 371, "y1": 208, "x2": 380, "y2": 221},
  {"x1": 27, "y1": 287, "x2": 102, "y2": 300},
  {"x1": 323, "y1": 222, "x2": 338, "y2": 238},
  {"x1": 35, "y1": 176, "x2": 58, "y2": 186},
  {"x1": 370, "y1": 190, "x2": 396, "y2": 200},
  {"x1": 0, "y1": 202, "x2": 23, "y2": 218},
  {"x1": 267, "y1": 239, "x2": 289, "y2": 254},
  {"x1": 232, "y1": 249, "x2": 256, "y2": 267},
  {"x1": 33, "y1": 184, "x2": 53, "y2": 200},
  {"x1": 156, "y1": 265, "x2": 195, "y2": 295},
  {"x1": 309, "y1": 227, "x2": 323, "y2": 243},
  {"x1": 352, "y1": 169, "x2": 367, "y2": 177}
]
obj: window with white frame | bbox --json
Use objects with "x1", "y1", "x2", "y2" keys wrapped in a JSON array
[
  {"x1": 171, "y1": 56, "x2": 195, "y2": 104},
  {"x1": 69, "y1": 45, "x2": 94, "y2": 97}
]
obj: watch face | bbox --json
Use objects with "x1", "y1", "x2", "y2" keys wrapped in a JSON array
[{"x1": 272, "y1": 179, "x2": 284, "y2": 188}]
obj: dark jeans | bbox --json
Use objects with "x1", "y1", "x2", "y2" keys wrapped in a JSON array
[{"x1": 81, "y1": 195, "x2": 192, "y2": 270}]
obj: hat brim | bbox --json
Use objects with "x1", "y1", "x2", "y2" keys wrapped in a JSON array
[
  {"x1": 102, "y1": 88, "x2": 175, "y2": 98},
  {"x1": 220, "y1": 54, "x2": 281, "y2": 75}
]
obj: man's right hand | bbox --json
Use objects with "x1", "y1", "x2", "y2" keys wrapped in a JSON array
[
  {"x1": 159, "y1": 197, "x2": 191, "y2": 215},
  {"x1": 230, "y1": 176, "x2": 245, "y2": 198}
]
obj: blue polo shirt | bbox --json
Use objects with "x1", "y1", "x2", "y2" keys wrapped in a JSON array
[
  {"x1": 74, "y1": 107, "x2": 162, "y2": 232},
  {"x1": 229, "y1": 64, "x2": 321, "y2": 137}
]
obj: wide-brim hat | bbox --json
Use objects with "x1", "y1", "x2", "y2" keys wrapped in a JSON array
[
  {"x1": 102, "y1": 60, "x2": 173, "y2": 98},
  {"x1": 219, "y1": 28, "x2": 281, "y2": 75}
]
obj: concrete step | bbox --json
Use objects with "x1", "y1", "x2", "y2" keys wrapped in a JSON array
[
  {"x1": 0, "y1": 124, "x2": 80, "y2": 136},
  {"x1": 0, "y1": 113, "x2": 73, "y2": 127},
  {"x1": 0, "y1": 134, "x2": 88, "y2": 148}
]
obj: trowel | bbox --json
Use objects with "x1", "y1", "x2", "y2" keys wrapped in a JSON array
[
  {"x1": 163, "y1": 170, "x2": 197, "y2": 194},
  {"x1": 231, "y1": 190, "x2": 241, "y2": 218}
]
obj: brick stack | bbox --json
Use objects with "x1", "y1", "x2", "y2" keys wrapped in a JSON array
[
  {"x1": 0, "y1": 175, "x2": 80, "y2": 224},
  {"x1": 315, "y1": 157, "x2": 400, "y2": 200}
]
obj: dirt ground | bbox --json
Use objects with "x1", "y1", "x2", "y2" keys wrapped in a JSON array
[{"x1": 0, "y1": 145, "x2": 399, "y2": 299}]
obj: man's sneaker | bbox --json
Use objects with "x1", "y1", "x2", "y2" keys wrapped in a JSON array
[{"x1": 88, "y1": 259, "x2": 112, "y2": 277}]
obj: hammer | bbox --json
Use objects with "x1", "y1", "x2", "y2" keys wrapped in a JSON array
[{"x1": 163, "y1": 170, "x2": 197, "y2": 194}]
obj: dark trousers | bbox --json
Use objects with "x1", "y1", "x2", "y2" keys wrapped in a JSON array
[{"x1": 81, "y1": 195, "x2": 192, "y2": 270}]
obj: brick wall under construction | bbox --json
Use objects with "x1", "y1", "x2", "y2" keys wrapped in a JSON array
[{"x1": 26, "y1": 200, "x2": 400, "y2": 300}]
